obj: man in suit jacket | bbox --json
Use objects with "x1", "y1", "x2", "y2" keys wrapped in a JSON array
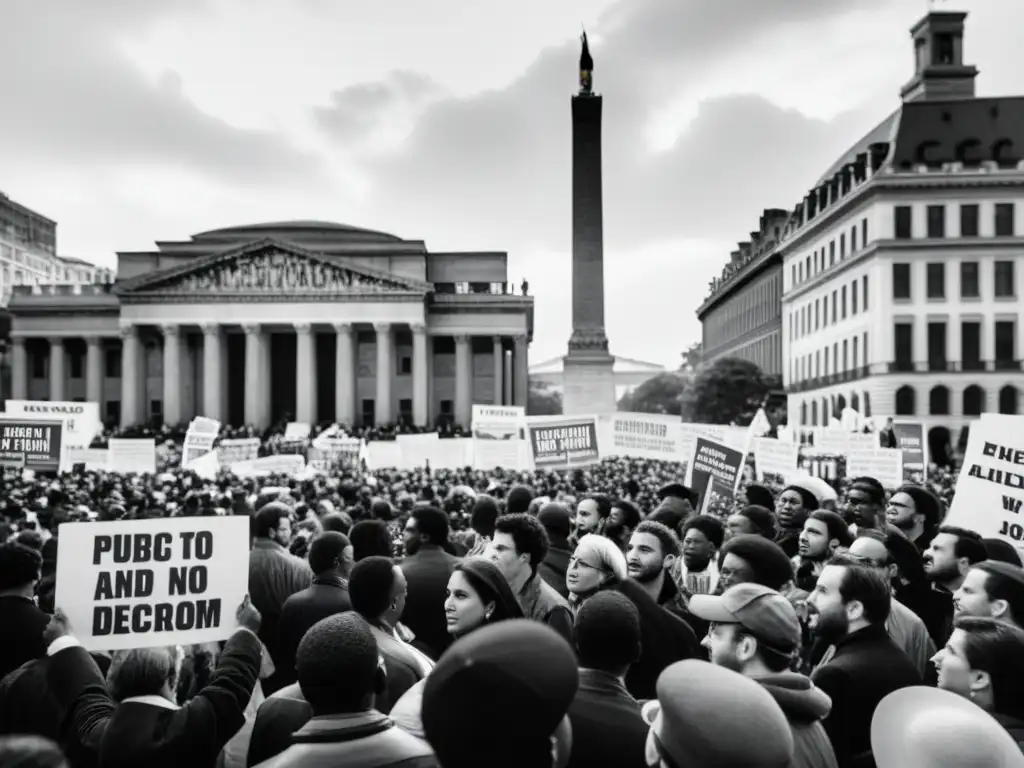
[
  {"x1": 0, "y1": 542, "x2": 49, "y2": 681},
  {"x1": 808, "y1": 556, "x2": 922, "y2": 768},
  {"x1": 399, "y1": 507, "x2": 461, "y2": 659},
  {"x1": 566, "y1": 592, "x2": 648, "y2": 768},
  {"x1": 45, "y1": 598, "x2": 264, "y2": 768},
  {"x1": 277, "y1": 532, "x2": 354, "y2": 687}
]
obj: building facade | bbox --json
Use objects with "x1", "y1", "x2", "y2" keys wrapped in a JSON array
[
  {"x1": 696, "y1": 209, "x2": 790, "y2": 377},
  {"x1": 780, "y1": 10, "x2": 1024, "y2": 458},
  {"x1": 7, "y1": 221, "x2": 533, "y2": 430}
]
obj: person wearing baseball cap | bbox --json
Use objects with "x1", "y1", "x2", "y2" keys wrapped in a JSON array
[{"x1": 690, "y1": 584, "x2": 838, "y2": 768}]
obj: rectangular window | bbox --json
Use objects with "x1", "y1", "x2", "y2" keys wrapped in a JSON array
[
  {"x1": 995, "y1": 321, "x2": 1016, "y2": 369},
  {"x1": 862, "y1": 275, "x2": 869, "y2": 311},
  {"x1": 829, "y1": 241, "x2": 836, "y2": 265},
  {"x1": 861, "y1": 218, "x2": 868, "y2": 245},
  {"x1": 105, "y1": 347, "x2": 121, "y2": 378},
  {"x1": 893, "y1": 263, "x2": 912, "y2": 299},
  {"x1": 841, "y1": 286, "x2": 848, "y2": 319},
  {"x1": 995, "y1": 261, "x2": 1015, "y2": 298},
  {"x1": 894, "y1": 323, "x2": 914, "y2": 371},
  {"x1": 823, "y1": 295, "x2": 829, "y2": 327},
  {"x1": 927, "y1": 322, "x2": 947, "y2": 372},
  {"x1": 852, "y1": 336, "x2": 859, "y2": 369},
  {"x1": 962, "y1": 321, "x2": 983, "y2": 371},
  {"x1": 814, "y1": 299, "x2": 820, "y2": 330},
  {"x1": 32, "y1": 352, "x2": 45, "y2": 379},
  {"x1": 926, "y1": 263, "x2": 945, "y2": 299},
  {"x1": 842, "y1": 340, "x2": 849, "y2": 372},
  {"x1": 863, "y1": 332, "x2": 869, "y2": 369},
  {"x1": 960, "y1": 204, "x2": 979, "y2": 237},
  {"x1": 851, "y1": 280, "x2": 858, "y2": 314},
  {"x1": 69, "y1": 351, "x2": 83, "y2": 380},
  {"x1": 840, "y1": 233, "x2": 846, "y2": 259},
  {"x1": 960, "y1": 261, "x2": 980, "y2": 298},
  {"x1": 831, "y1": 291, "x2": 838, "y2": 323},
  {"x1": 996, "y1": 203, "x2": 1015, "y2": 236},
  {"x1": 399, "y1": 399, "x2": 413, "y2": 422},
  {"x1": 399, "y1": 356, "x2": 412, "y2": 375},
  {"x1": 895, "y1": 206, "x2": 913, "y2": 239},
  {"x1": 926, "y1": 205, "x2": 945, "y2": 238},
  {"x1": 824, "y1": 347, "x2": 830, "y2": 376},
  {"x1": 798, "y1": 262, "x2": 803, "y2": 283},
  {"x1": 851, "y1": 225, "x2": 858, "y2": 252},
  {"x1": 806, "y1": 256, "x2": 811, "y2": 279}
]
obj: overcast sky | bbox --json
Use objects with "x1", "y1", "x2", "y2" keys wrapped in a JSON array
[{"x1": 3, "y1": 0, "x2": 1022, "y2": 368}]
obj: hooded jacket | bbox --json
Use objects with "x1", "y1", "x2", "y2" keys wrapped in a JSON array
[{"x1": 753, "y1": 672, "x2": 839, "y2": 768}]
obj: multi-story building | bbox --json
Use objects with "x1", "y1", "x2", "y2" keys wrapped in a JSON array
[
  {"x1": 780, "y1": 9, "x2": 1024, "y2": 461},
  {"x1": 697, "y1": 209, "x2": 790, "y2": 376}
]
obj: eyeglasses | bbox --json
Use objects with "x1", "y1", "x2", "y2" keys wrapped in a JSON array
[{"x1": 569, "y1": 556, "x2": 607, "y2": 573}]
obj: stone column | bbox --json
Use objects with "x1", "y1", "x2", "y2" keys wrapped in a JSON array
[
  {"x1": 161, "y1": 324, "x2": 182, "y2": 426},
  {"x1": 258, "y1": 331, "x2": 272, "y2": 428},
  {"x1": 504, "y1": 350, "x2": 512, "y2": 405},
  {"x1": 334, "y1": 323, "x2": 355, "y2": 426},
  {"x1": 454, "y1": 334, "x2": 472, "y2": 427},
  {"x1": 86, "y1": 336, "x2": 104, "y2": 406},
  {"x1": 513, "y1": 334, "x2": 529, "y2": 408},
  {"x1": 295, "y1": 323, "x2": 317, "y2": 425},
  {"x1": 243, "y1": 324, "x2": 262, "y2": 427},
  {"x1": 374, "y1": 322, "x2": 392, "y2": 425},
  {"x1": 412, "y1": 324, "x2": 429, "y2": 427},
  {"x1": 120, "y1": 325, "x2": 140, "y2": 428},
  {"x1": 10, "y1": 337, "x2": 27, "y2": 400},
  {"x1": 492, "y1": 336, "x2": 504, "y2": 405},
  {"x1": 201, "y1": 324, "x2": 223, "y2": 422},
  {"x1": 48, "y1": 337, "x2": 65, "y2": 402}
]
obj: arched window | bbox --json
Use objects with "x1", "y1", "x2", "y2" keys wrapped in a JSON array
[
  {"x1": 851, "y1": 393, "x2": 860, "y2": 412},
  {"x1": 811, "y1": 400, "x2": 819, "y2": 426},
  {"x1": 956, "y1": 138, "x2": 982, "y2": 165},
  {"x1": 929, "y1": 385, "x2": 950, "y2": 416},
  {"x1": 836, "y1": 394, "x2": 847, "y2": 412},
  {"x1": 999, "y1": 385, "x2": 1019, "y2": 415},
  {"x1": 915, "y1": 140, "x2": 941, "y2": 166},
  {"x1": 800, "y1": 401, "x2": 808, "y2": 426},
  {"x1": 895, "y1": 385, "x2": 916, "y2": 416},
  {"x1": 863, "y1": 392, "x2": 872, "y2": 418},
  {"x1": 992, "y1": 139, "x2": 1017, "y2": 167},
  {"x1": 963, "y1": 385, "x2": 985, "y2": 416}
]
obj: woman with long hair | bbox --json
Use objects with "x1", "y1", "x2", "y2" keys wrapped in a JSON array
[{"x1": 390, "y1": 558, "x2": 523, "y2": 738}]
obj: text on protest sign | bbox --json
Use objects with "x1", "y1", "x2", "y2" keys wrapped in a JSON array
[
  {"x1": 528, "y1": 418, "x2": 600, "y2": 469},
  {"x1": 599, "y1": 413, "x2": 683, "y2": 461},
  {"x1": 685, "y1": 436, "x2": 745, "y2": 514},
  {"x1": 55, "y1": 516, "x2": 250, "y2": 651},
  {"x1": 0, "y1": 418, "x2": 64, "y2": 472}
]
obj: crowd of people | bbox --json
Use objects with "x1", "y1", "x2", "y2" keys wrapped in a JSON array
[{"x1": 1, "y1": 421, "x2": 1022, "y2": 767}]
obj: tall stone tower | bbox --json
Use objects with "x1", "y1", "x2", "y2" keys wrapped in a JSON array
[{"x1": 563, "y1": 31, "x2": 617, "y2": 416}]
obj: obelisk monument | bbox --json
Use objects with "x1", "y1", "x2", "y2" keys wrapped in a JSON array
[{"x1": 562, "y1": 31, "x2": 617, "y2": 415}]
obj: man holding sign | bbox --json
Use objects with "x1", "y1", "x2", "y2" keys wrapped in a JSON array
[{"x1": 43, "y1": 597, "x2": 261, "y2": 768}]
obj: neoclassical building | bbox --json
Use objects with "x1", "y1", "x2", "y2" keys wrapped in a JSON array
[{"x1": 7, "y1": 221, "x2": 534, "y2": 429}]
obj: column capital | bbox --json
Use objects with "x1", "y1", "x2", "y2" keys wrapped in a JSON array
[
  {"x1": 333, "y1": 322, "x2": 354, "y2": 335},
  {"x1": 161, "y1": 323, "x2": 180, "y2": 338},
  {"x1": 119, "y1": 324, "x2": 138, "y2": 340},
  {"x1": 453, "y1": 333, "x2": 470, "y2": 344},
  {"x1": 294, "y1": 322, "x2": 313, "y2": 335},
  {"x1": 48, "y1": 336, "x2": 64, "y2": 346},
  {"x1": 374, "y1": 322, "x2": 392, "y2": 334},
  {"x1": 513, "y1": 334, "x2": 528, "y2": 344},
  {"x1": 492, "y1": 335, "x2": 504, "y2": 345},
  {"x1": 410, "y1": 323, "x2": 427, "y2": 334},
  {"x1": 10, "y1": 336, "x2": 25, "y2": 347},
  {"x1": 200, "y1": 322, "x2": 221, "y2": 336},
  {"x1": 85, "y1": 335, "x2": 103, "y2": 346},
  {"x1": 243, "y1": 323, "x2": 262, "y2": 336}
]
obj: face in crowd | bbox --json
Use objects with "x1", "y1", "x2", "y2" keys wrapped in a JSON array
[
  {"x1": 681, "y1": 527, "x2": 715, "y2": 572},
  {"x1": 271, "y1": 514, "x2": 292, "y2": 547},
  {"x1": 775, "y1": 489, "x2": 808, "y2": 531},
  {"x1": 805, "y1": 564, "x2": 855, "y2": 645},
  {"x1": 487, "y1": 531, "x2": 530, "y2": 586},
  {"x1": 575, "y1": 499, "x2": 604, "y2": 537},
  {"x1": 922, "y1": 532, "x2": 961, "y2": 584},
  {"x1": 567, "y1": 539, "x2": 612, "y2": 596},
  {"x1": 798, "y1": 517, "x2": 835, "y2": 562},
  {"x1": 626, "y1": 531, "x2": 673, "y2": 584},
  {"x1": 886, "y1": 491, "x2": 919, "y2": 532},
  {"x1": 931, "y1": 628, "x2": 980, "y2": 699},
  {"x1": 843, "y1": 486, "x2": 882, "y2": 529},
  {"x1": 403, "y1": 516, "x2": 423, "y2": 556},
  {"x1": 444, "y1": 570, "x2": 492, "y2": 637},
  {"x1": 952, "y1": 568, "x2": 1002, "y2": 621},
  {"x1": 725, "y1": 513, "x2": 759, "y2": 540}
]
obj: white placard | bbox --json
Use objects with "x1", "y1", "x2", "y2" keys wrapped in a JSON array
[
  {"x1": 107, "y1": 438, "x2": 157, "y2": 474},
  {"x1": 753, "y1": 437, "x2": 801, "y2": 482},
  {"x1": 5, "y1": 400, "x2": 102, "y2": 449},
  {"x1": 846, "y1": 446, "x2": 904, "y2": 489},
  {"x1": 472, "y1": 404, "x2": 528, "y2": 470},
  {"x1": 597, "y1": 412, "x2": 684, "y2": 461},
  {"x1": 54, "y1": 516, "x2": 251, "y2": 651}
]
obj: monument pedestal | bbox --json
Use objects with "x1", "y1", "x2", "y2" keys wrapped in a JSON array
[{"x1": 562, "y1": 352, "x2": 616, "y2": 415}]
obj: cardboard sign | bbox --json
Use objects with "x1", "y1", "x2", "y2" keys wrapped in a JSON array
[
  {"x1": 5, "y1": 400, "x2": 101, "y2": 449},
  {"x1": 527, "y1": 416, "x2": 600, "y2": 470},
  {"x1": 685, "y1": 436, "x2": 746, "y2": 514},
  {"x1": 54, "y1": 516, "x2": 250, "y2": 651},
  {"x1": 0, "y1": 417, "x2": 65, "y2": 472}
]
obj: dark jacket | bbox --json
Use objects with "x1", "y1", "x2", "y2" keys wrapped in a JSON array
[
  {"x1": 248, "y1": 683, "x2": 312, "y2": 767},
  {"x1": 399, "y1": 546, "x2": 461, "y2": 660},
  {"x1": 251, "y1": 710, "x2": 438, "y2": 768},
  {"x1": 277, "y1": 576, "x2": 352, "y2": 686},
  {"x1": 517, "y1": 573, "x2": 574, "y2": 647},
  {"x1": 538, "y1": 546, "x2": 572, "y2": 600},
  {"x1": 993, "y1": 712, "x2": 1024, "y2": 754},
  {"x1": 248, "y1": 539, "x2": 313, "y2": 693},
  {"x1": 566, "y1": 669, "x2": 647, "y2": 768},
  {"x1": 656, "y1": 576, "x2": 708, "y2": 656},
  {"x1": 0, "y1": 594, "x2": 49, "y2": 681},
  {"x1": 49, "y1": 628, "x2": 263, "y2": 768},
  {"x1": 368, "y1": 624, "x2": 431, "y2": 715},
  {"x1": 755, "y1": 672, "x2": 839, "y2": 768},
  {"x1": 811, "y1": 623, "x2": 922, "y2": 768}
]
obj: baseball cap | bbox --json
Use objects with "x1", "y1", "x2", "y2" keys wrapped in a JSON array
[{"x1": 689, "y1": 583, "x2": 800, "y2": 653}]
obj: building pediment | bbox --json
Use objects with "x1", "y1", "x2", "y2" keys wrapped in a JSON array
[{"x1": 115, "y1": 239, "x2": 432, "y2": 302}]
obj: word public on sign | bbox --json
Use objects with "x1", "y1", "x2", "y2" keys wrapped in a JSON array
[
  {"x1": 527, "y1": 416, "x2": 600, "y2": 470},
  {"x1": 0, "y1": 417, "x2": 65, "y2": 472},
  {"x1": 54, "y1": 516, "x2": 251, "y2": 651},
  {"x1": 946, "y1": 416, "x2": 1024, "y2": 554}
]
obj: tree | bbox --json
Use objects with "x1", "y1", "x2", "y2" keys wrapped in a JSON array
[
  {"x1": 680, "y1": 357, "x2": 773, "y2": 425},
  {"x1": 680, "y1": 341, "x2": 703, "y2": 373},
  {"x1": 528, "y1": 379, "x2": 563, "y2": 415},
  {"x1": 618, "y1": 372, "x2": 687, "y2": 414}
]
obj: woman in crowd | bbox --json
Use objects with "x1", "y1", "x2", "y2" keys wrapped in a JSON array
[
  {"x1": 566, "y1": 534, "x2": 699, "y2": 698},
  {"x1": 932, "y1": 616, "x2": 1024, "y2": 749},
  {"x1": 774, "y1": 485, "x2": 819, "y2": 557},
  {"x1": 389, "y1": 558, "x2": 523, "y2": 739}
]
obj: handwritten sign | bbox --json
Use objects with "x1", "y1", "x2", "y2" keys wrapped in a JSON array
[{"x1": 54, "y1": 516, "x2": 250, "y2": 651}]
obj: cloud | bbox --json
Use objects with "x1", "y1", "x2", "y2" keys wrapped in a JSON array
[{"x1": 0, "y1": 1, "x2": 325, "y2": 189}]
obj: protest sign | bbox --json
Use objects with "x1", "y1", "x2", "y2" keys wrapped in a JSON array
[
  {"x1": 182, "y1": 417, "x2": 221, "y2": 466},
  {"x1": 893, "y1": 421, "x2": 928, "y2": 478},
  {"x1": 527, "y1": 416, "x2": 600, "y2": 470},
  {"x1": 0, "y1": 417, "x2": 66, "y2": 472},
  {"x1": 753, "y1": 437, "x2": 800, "y2": 483},
  {"x1": 846, "y1": 447, "x2": 904, "y2": 489},
  {"x1": 54, "y1": 516, "x2": 251, "y2": 651},
  {"x1": 597, "y1": 412, "x2": 683, "y2": 461},
  {"x1": 5, "y1": 400, "x2": 101, "y2": 449},
  {"x1": 108, "y1": 439, "x2": 156, "y2": 474},
  {"x1": 307, "y1": 437, "x2": 362, "y2": 473},
  {"x1": 472, "y1": 404, "x2": 527, "y2": 470},
  {"x1": 945, "y1": 417, "x2": 1024, "y2": 552},
  {"x1": 216, "y1": 438, "x2": 261, "y2": 464},
  {"x1": 685, "y1": 436, "x2": 745, "y2": 514}
]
